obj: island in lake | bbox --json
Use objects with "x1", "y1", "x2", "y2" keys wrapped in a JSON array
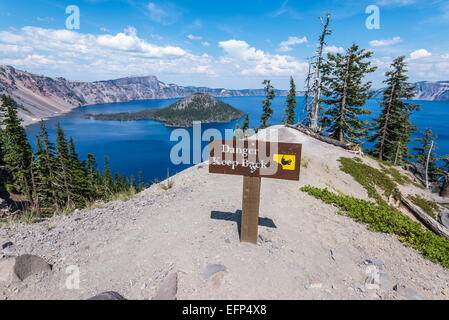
[{"x1": 83, "y1": 93, "x2": 246, "y2": 127}]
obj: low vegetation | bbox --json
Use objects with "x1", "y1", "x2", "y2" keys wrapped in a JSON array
[
  {"x1": 408, "y1": 194, "x2": 440, "y2": 219},
  {"x1": 300, "y1": 186, "x2": 449, "y2": 269},
  {"x1": 338, "y1": 157, "x2": 401, "y2": 206}
]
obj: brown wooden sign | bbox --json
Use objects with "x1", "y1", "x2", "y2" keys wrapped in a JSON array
[
  {"x1": 208, "y1": 139, "x2": 303, "y2": 245},
  {"x1": 209, "y1": 139, "x2": 302, "y2": 181}
]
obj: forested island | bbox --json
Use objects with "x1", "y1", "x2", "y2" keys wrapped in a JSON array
[{"x1": 83, "y1": 93, "x2": 246, "y2": 127}]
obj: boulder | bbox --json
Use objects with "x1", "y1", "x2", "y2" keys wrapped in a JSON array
[
  {"x1": 88, "y1": 291, "x2": 127, "y2": 300},
  {"x1": 153, "y1": 272, "x2": 178, "y2": 300},
  {"x1": 13, "y1": 254, "x2": 52, "y2": 281},
  {"x1": 438, "y1": 210, "x2": 449, "y2": 229},
  {"x1": 404, "y1": 163, "x2": 426, "y2": 183}
]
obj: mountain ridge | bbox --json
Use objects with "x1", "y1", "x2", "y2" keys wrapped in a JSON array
[{"x1": 0, "y1": 65, "x2": 290, "y2": 126}]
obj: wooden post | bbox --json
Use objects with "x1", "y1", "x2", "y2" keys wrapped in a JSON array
[{"x1": 241, "y1": 176, "x2": 261, "y2": 244}]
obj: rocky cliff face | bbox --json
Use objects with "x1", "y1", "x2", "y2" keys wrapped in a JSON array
[
  {"x1": 0, "y1": 65, "x2": 289, "y2": 126},
  {"x1": 373, "y1": 81, "x2": 449, "y2": 101}
]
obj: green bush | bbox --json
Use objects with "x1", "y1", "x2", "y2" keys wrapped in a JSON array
[
  {"x1": 338, "y1": 157, "x2": 401, "y2": 205},
  {"x1": 301, "y1": 186, "x2": 449, "y2": 269}
]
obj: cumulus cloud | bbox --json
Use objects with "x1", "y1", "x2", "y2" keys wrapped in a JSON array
[
  {"x1": 369, "y1": 36, "x2": 402, "y2": 47},
  {"x1": 0, "y1": 26, "x2": 309, "y2": 86},
  {"x1": 0, "y1": 26, "x2": 212, "y2": 78},
  {"x1": 218, "y1": 39, "x2": 308, "y2": 75},
  {"x1": 277, "y1": 36, "x2": 307, "y2": 52},
  {"x1": 410, "y1": 49, "x2": 431, "y2": 60}
]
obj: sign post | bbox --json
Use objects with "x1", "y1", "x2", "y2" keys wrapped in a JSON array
[{"x1": 209, "y1": 139, "x2": 302, "y2": 244}]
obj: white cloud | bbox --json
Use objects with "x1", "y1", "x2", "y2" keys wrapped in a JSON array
[
  {"x1": 147, "y1": 2, "x2": 181, "y2": 25},
  {"x1": 369, "y1": 36, "x2": 402, "y2": 47},
  {"x1": 187, "y1": 34, "x2": 202, "y2": 41},
  {"x1": 277, "y1": 36, "x2": 307, "y2": 52},
  {"x1": 410, "y1": 49, "x2": 432, "y2": 60},
  {"x1": 218, "y1": 39, "x2": 308, "y2": 76},
  {"x1": 323, "y1": 46, "x2": 345, "y2": 54},
  {"x1": 0, "y1": 26, "x2": 311, "y2": 87}
]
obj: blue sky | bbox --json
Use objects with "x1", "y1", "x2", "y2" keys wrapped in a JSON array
[{"x1": 0, "y1": 0, "x2": 448, "y2": 89}]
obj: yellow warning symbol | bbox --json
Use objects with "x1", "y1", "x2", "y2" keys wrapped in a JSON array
[{"x1": 273, "y1": 154, "x2": 296, "y2": 171}]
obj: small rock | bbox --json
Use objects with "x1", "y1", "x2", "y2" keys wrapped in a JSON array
[
  {"x1": 202, "y1": 264, "x2": 226, "y2": 280},
  {"x1": 364, "y1": 259, "x2": 384, "y2": 270},
  {"x1": 14, "y1": 254, "x2": 52, "y2": 281},
  {"x1": 88, "y1": 291, "x2": 127, "y2": 300},
  {"x1": 258, "y1": 234, "x2": 271, "y2": 243},
  {"x1": 393, "y1": 284, "x2": 423, "y2": 300},
  {"x1": 309, "y1": 282, "x2": 323, "y2": 289},
  {"x1": 442, "y1": 290, "x2": 448, "y2": 296},
  {"x1": 153, "y1": 272, "x2": 178, "y2": 300},
  {"x1": 351, "y1": 282, "x2": 365, "y2": 292},
  {"x1": 330, "y1": 249, "x2": 338, "y2": 261},
  {"x1": 2, "y1": 242, "x2": 14, "y2": 257},
  {"x1": 1, "y1": 242, "x2": 13, "y2": 250}
]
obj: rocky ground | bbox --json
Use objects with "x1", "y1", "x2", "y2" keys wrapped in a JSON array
[{"x1": 0, "y1": 125, "x2": 448, "y2": 300}]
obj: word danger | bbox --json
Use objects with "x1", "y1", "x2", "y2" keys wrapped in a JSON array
[
  {"x1": 211, "y1": 157, "x2": 268, "y2": 172},
  {"x1": 221, "y1": 144, "x2": 258, "y2": 157}
]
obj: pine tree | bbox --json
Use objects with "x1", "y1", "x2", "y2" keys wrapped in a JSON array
[
  {"x1": 368, "y1": 56, "x2": 421, "y2": 163},
  {"x1": 260, "y1": 80, "x2": 275, "y2": 129},
  {"x1": 441, "y1": 156, "x2": 449, "y2": 198},
  {"x1": 242, "y1": 115, "x2": 250, "y2": 132},
  {"x1": 301, "y1": 58, "x2": 313, "y2": 126},
  {"x1": 138, "y1": 171, "x2": 144, "y2": 192},
  {"x1": 320, "y1": 44, "x2": 377, "y2": 143},
  {"x1": 86, "y1": 154, "x2": 98, "y2": 197},
  {"x1": 0, "y1": 95, "x2": 33, "y2": 204},
  {"x1": 102, "y1": 156, "x2": 114, "y2": 196},
  {"x1": 114, "y1": 172, "x2": 123, "y2": 192},
  {"x1": 283, "y1": 76, "x2": 297, "y2": 125},
  {"x1": 130, "y1": 174, "x2": 137, "y2": 192},
  {"x1": 122, "y1": 174, "x2": 130, "y2": 192},
  {"x1": 309, "y1": 12, "x2": 332, "y2": 132},
  {"x1": 55, "y1": 122, "x2": 73, "y2": 207},
  {"x1": 37, "y1": 120, "x2": 59, "y2": 209},
  {"x1": 69, "y1": 137, "x2": 89, "y2": 206},
  {"x1": 413, "y1": 128, "x2": 438, "y2": 182}
]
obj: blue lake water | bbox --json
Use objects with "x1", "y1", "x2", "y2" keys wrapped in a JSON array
[{"x1": 25, "y1": 97, "x2": 449, "y2": 183}]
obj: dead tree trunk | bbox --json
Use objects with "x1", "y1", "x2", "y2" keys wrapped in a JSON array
[
  {"x1": 309, "y1": 12, "x2": 331, "y2": 132},
  {"x1": 401, "y1": 197, "x2": 449, "y2": 240}
]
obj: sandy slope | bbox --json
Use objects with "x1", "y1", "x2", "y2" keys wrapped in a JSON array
[{"x1": 0, "y1": 125, "x2": 448, "y2": 300}]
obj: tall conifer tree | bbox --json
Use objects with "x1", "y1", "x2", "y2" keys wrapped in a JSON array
[
  {"x1": 368, "y1": 56, "x2": 421, "y2": 163},
  {"x1": 283, "y1": 76, "x2": 297, "y2": 125},
  {"x1": 260, "y1": 80, "x2": 275, "y2": 129},
  {"x1": 320, "y1": 44, "x2": 376, "y2": 143}
]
